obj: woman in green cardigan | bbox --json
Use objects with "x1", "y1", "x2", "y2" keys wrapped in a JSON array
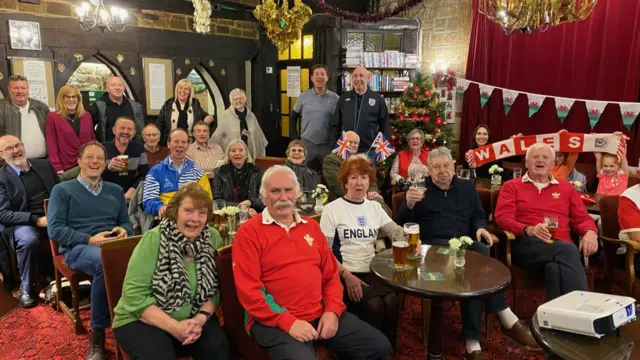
[{"x1": 113, "y1": 182, "x2": 229, "y2": 360}]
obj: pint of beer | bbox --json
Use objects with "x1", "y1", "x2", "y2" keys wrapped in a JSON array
[
  {"x1": 117, "y1": 155, "x2": 129, "y2": 176},
  {"x1": 543, "y1": 215, "x2": 558, "y2": 242},
  {"x1": 392, "y1": 241, "x2": 409, "y2": 268},
  {"x1": 404, "y1": 223, "x2": 420, "y2": 256}
]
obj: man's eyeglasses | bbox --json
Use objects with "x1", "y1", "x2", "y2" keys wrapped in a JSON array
[
  {"x1": 8, "y1": 75, "x2": 27, "y2": 82},
  {"x1": 0, "y1": 143, "x2": 24, "y2": 153}
]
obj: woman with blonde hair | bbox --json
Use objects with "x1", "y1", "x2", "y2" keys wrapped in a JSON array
[
  {"x1": 113, "y1": 182, "x2": 229, "y2": 359},
  {"x1": 45, "y1": 84, "x2": 95, "y2": 180},
  {"x1": 211, "y1": 88, "x2": 267, "y2": 160},
  {"x1": 157, "y1": 78, "x2": 215, "y2": 146},
  {"x1": 212, "y1": 139, "x2": 263, "y2": 215}
]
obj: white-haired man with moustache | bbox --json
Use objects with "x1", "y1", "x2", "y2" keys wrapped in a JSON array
[
  {"x1": 495, "y1": 142, "x2": 598, "y2": 301},
  {"x1": 232, "y1": 165, "x2": 391, "y2": 360}
]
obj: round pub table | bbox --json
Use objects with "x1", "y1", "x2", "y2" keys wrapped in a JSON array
[
  {"x1": 370, "y1": 245, "x2": 511, "y2": 360},
  {"x1": 531, "y1": 312, "x2": 635, "y2": 360}
]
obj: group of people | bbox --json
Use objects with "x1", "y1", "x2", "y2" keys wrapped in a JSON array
[{"x1": 0, "y1": 63, "x2": 636, "y2": 360}]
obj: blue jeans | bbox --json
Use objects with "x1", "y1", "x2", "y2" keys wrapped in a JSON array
[
  {"x1": 13, "y1": 226, "x2": 41, "y2": 292},
  {"x1": 64, "y1": 244, "x2": 110, "y2": 330}
]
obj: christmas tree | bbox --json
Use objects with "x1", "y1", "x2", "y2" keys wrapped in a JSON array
[{"x1": 383, "y1": 71, "x2": 455, "y2": 169}]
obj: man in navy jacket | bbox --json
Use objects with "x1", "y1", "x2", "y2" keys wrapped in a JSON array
[
  {"x1": 0, "y1": 135, "x2": 59, "y2": 307},
  {"x1": 395, "y1": 147, "x2": 539, "y2": 359}
]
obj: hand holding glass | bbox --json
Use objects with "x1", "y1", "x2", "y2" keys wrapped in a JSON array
[{"x1": 543, "y1": 215, "x2": 559, "y2": 242}]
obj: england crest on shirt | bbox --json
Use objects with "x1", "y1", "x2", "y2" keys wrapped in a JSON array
[
  {"x1": 356, "y1": 216, "x2": 367, "y2": 227},
  {"x1": 368, "y1": 98, "x2": 376, "y2": 106}
]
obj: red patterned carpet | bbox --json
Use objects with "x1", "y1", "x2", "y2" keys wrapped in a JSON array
[{"x1": 0, "y1": 288, "x2": 553, "y2": 360}]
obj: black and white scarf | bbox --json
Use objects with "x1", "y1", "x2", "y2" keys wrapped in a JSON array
[{"x1": 152, "y1": 218, "x2": 218, "y2": 317}]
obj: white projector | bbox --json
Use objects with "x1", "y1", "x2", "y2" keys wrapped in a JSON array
[{"x1": 536, "y1": 291, "x2": 636, "y2": 338}]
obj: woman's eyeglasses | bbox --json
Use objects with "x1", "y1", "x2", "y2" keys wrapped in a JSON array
[{"x1": 63, "y1": 95, "x2": 78, "y2": 100}]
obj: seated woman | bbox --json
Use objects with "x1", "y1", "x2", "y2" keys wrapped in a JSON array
[
  {"x1": 211, "y1": 88, "x2": 267, "y2": 161},
  {"x1": 113, "y1": 182, "x2": 229, "y2": 360},
  {"x1": 187, "y1": 121, "x2": 224, "y2": 174},
  {"x1": 45, "y1": 84, "x2": 95, "y2": 181},
  {"x1": 157, "y1": 78, "x2": 215, "y2": 146},
  {"x1": 390, "y1": 128, "x2": 429, "y2": 183},
  {"x1": 213, "y1": 139, "x2": 264, "y2": 214},
  {"x1": 284, "y1": 140, "x2": 318, "y2": 192},
  {"x1": 465, "y1": 124, "x2": 520, "y2": 179},
  {"x1": 319, "y1": 154, "x2": 405, "y2": 348}
]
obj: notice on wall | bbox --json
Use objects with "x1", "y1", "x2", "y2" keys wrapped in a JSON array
[
  {"x1": 22, "y1": 59, "x2": 48, "y2": 105},
  {"x1": 436, "y1": 86, "x2": 457, "y2": 124},
  {"x1": 148, "y1": 63, "x2": 166, "y2": 110},
  {"x1": 286, "y1": 66, "x2": 301, "y2": 97}
]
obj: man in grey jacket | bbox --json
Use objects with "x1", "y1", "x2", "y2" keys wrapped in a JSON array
[
  {"x1": 0, "y1": 75, "x2": 49, "y2": 159},
  {"x1": 89, "y1": 74, "x2": 144, "y2": 142}
]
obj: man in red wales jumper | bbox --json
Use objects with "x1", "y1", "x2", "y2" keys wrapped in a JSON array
[
  {"x1": 495, "y1": 143, "x2": 598, "y2": 301},
  {"x1": 233, "y1": 165, "x2": 391, "y2": 360}
]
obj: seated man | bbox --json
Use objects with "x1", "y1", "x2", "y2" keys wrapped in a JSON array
[
  {"x1": 47, "y1": 141, "x2": 133, "y2": 360},
  {"x1": 618, "y1": 168, "x2": 640, "y2": 277},
  {"x1": 495, "y1": 143, "x2": 598, "y2": 301},
  {"x1": 233, "y1": 165, "x2": 391, "y2": 360},
  {"x1": 0, "y1": 135, "x2": 59, "y2": 308},
  {"x1": 102, "y1": 117, "x2": 149, "y2": 204},
  {"x1": 396, "y1": 147, "x2": 538, "y2": 359},
  {"x1": 143, "y1": 128, "x2": 211, "y2": 218}
]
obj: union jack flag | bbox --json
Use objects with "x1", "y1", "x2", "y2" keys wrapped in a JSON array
[
  {"x1": 372, "y1": 132, "x2": 395, "y2": 163},
  {"x1": 332, "y1": 133, "x2": 351, "y2": 160}
]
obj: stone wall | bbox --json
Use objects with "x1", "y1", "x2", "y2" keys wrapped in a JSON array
[
  {"x1": 66, "y1": 62, "x2": 111, "y2": 91},
  {"x1": 0, "y1": 0, "x2": 259, "y2": 39}
]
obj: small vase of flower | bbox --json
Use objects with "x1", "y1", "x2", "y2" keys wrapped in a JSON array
[
  {"x1": 570, "y1": 180, "x2": 584, "y2": 193},
  {"x1": 213, "y1": 206, "x2": 239, "y2": 245},
  {"x1": 488, "y1": 165, "x2": 504, "y2": 186},
  {"x1": 311, "y1": 184, "x2": 328, "y2": 213},
  {"x1": 449, "y1": 236, "x2": 474, "y2": 267}
]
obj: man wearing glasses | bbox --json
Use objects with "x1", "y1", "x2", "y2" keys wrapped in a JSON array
[
  {"x1": 0, "y1": 135, "x2": 59, "y2": 308},
  {"x1": 0, "y1": 75, "x2": 50, "y2": 159},
  {"x1": 141, "y1": 123, "x2": 169, "y2": 167}
]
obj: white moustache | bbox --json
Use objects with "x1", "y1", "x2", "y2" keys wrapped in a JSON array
[{"x1": 275, "y1": 200, "x2": 293, "y2": 209}]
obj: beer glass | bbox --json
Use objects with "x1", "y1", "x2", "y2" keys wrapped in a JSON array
[
  {"x1": 213, "y1": 199, "x2": 226, "y2": 228},
  {"x1": 460, "y1": 169, "x2": 471, "y2": 180},
  {"x1": 543, "y1": 215, "x2": 558, "y2": 242},
  {"x1": 238, "y1": 203, "x2": 249, "y2": 223},
  {"x1": 403, "y1": 223, "x2": 421, "y2": 257},
  {"x1": 392, "y1": 241, "x2": 409, "y2": 269},
  {"x1": 117, "y1": 155, "x2": 129, "y2": 176},
  {"x1": 455, "y1": 165, "x2": 463, "y2": 178},
  {"x1": 513, "y1": 168, "x2": 523, "y2": 178}
]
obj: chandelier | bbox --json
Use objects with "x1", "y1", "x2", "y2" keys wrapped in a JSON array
[
  {"x1": 479, "y1": 0, "x2": 598, "y2": 35},
  {"x1": 254, "y1": 0, "x2": 312, "y2": 52},
  {"x1": 75, "y1": 0, "x2": 128, "y2": 33}
]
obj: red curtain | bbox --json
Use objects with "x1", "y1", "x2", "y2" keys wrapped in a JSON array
[{"x1": 461, "y1": 0, "x2": 640, "y2": 165}]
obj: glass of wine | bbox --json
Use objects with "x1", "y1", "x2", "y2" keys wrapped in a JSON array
[
  {"x1": 213, "y1": 199, "x2": 226, "y2": 228},
  {"x1": 543, "y1": 215, "x2": 559, "y2": 242}
]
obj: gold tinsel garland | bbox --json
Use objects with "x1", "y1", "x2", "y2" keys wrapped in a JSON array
[
  {"x1": 254, "y1": 0, "x2": 312, "y2": 52},
  {"x1": 193, "y1": 0, "x2": 212, "y2": 34}
]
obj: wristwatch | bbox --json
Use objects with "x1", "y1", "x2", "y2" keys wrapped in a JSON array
[{"x1": 198, "y1": 310, "x2": 213, "y2": 320}]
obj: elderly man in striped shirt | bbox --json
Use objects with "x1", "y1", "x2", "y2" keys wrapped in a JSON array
[{"x1": 143, "y1": 128, "x2": 212, "y2": 218}]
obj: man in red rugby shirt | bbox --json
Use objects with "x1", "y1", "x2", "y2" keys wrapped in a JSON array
[
  {"x1": 232, "y1": 165, "x2": 390, "y2": 360},
  {"x1": 495, "y1": 143, "x2": 598, "y2": 301},
  {"x1": 618, "y1": 168, "x2": 640, "y2": 277}
]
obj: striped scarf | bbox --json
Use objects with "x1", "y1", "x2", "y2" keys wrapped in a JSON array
[{"x1": 152, "y1": 218, "x2": 218, "y2": 317}]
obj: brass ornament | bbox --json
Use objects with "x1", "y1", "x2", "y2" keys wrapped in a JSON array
[
  {"x1": 209, "y1": 60, "x2": 215, "y2": 67},
  {"x1": 176, "y1": 68, "x2": 183, "y2": 76},
  {"x1": 221, "y1": 69, "x2": 226, "y2": 76},
  {"x1": 117, "y1": 54, "x2": 124, "y2": 63},
  {"x1": 185, "y1": 59, "x2": 191, "y2": 66},
  {"x1": 74, "y1": 53, "x2": 84, "y2": 62},
  {"x1": 253, "y1": 0, "x2": 312, "y2": 52},
  {"x1": 0, "y1": 72, "x2": 4, "y2": 80},
  {"x1": 57, "y1": 63, "x2": 65, "y2": 73},
  {"x1": 130, "y1": 67, "x2": 136, "y2": 75}
]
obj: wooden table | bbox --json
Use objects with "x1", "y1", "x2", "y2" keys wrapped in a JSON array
[
  {"x1": 370, "y1": 245, "x2": 511, "y2": 360},
  {"x1": 531, "y1": 312, "x2": 636, "y2": 359}
]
